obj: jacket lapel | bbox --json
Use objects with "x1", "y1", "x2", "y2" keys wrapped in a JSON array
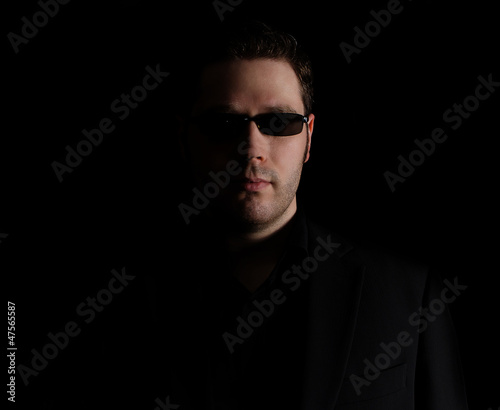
[{"x1": 302, "y1": 241, "x2": 365, "y2": 410}]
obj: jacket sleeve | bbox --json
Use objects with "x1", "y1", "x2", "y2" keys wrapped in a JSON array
[{"x1": 414, "y1": 268, "x2": 469, "y2": 410}]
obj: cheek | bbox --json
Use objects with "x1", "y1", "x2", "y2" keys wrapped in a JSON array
[{"x1": 270, "y1": 137, "x2": 307, "y2": 172}]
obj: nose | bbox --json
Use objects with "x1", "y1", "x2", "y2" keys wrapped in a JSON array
[{"x1": 242, "y1": 120, "x2": 267, "y2": 164}]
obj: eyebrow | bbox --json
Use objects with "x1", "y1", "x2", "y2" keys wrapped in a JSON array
[
  {"x1": 262, "y1": 105, "x2": 299, "y2": 114},
  {"x1": 201, "y1": 104, "x2": 299, "y2": 115}
]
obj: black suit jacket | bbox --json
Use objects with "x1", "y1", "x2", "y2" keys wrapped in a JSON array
[{"x1": 300, "y1": 219, "x2": 468, "y2": 409}]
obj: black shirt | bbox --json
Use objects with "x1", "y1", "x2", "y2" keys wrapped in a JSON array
[{"x1": 179, "y1": 208, "x2": 312, "y2": 409}]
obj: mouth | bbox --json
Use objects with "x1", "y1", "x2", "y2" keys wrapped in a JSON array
[{"x1": 231, "y1": 177, "x2": 271, "y2": 192}]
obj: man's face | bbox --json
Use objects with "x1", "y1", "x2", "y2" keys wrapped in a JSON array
[{"x1": 186, "y1": 58, "x2": 314, "y2": 229}]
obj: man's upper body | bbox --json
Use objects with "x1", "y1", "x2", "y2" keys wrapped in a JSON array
[{"x1": 85, "y1": 20, "x2": 469, "y2": 410}]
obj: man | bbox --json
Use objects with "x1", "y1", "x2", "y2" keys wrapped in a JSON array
[{"x1": 150, "y1": 20, "x2": 469, "y2": 410}]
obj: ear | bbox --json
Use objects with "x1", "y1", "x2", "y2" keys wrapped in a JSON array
[{"x1": 304, "y1": 113, "x2": 314, "y2": 163}]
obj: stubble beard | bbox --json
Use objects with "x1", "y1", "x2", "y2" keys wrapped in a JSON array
[{"x1": 214, "y1": 135, "x2": 309, "y2": 232}]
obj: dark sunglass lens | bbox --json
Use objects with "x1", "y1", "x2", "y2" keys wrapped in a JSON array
[
  {"x1": 258, "y1": 113, "x2": 304, "y2": 136},
  {"x1": 194, "y1": 113, "x2": 305, "y2": 140}
]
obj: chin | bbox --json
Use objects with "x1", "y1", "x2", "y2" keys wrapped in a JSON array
[
  {"x1": 218, "y1": 194, "x2": 290, "y2": 230},
  {"x1": 232, "y1": 199, "x2": 272, "y2": 224}
]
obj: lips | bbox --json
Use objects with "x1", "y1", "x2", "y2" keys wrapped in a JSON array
[
  {"x1": 232, "y1": 177, "x2": 271, "y2": 192},
  {"x1": 243, "y1": 177, "x2": 268, "y2": 183}
]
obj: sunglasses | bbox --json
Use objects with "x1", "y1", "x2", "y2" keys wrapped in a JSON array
[{"x1": 190, "y1": 112, "x2": 309, "y2": 140}]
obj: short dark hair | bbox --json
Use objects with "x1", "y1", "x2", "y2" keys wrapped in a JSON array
[{"x1": 177, "y1": 20, "x2": 314, "y2": 116}]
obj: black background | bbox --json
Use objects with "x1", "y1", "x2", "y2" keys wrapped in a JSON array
[{"x1": 4, "y1": 0, "x2": 499, "y2": 408}]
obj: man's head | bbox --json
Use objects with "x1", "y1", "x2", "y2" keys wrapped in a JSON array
[{"x1": 179, "y1": 21, "x2": 315, "y2": 231}]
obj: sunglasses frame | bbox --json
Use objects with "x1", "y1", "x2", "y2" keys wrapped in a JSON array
[{"x1": 190, "y1": 112, "x2": 309, "y2": 138}]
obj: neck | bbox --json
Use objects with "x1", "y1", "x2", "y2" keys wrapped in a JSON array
[{"x1": 218, "y1": 199, "x2": 298, "y2": 293}]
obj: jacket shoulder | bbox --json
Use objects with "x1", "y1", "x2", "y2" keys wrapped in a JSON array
[{"x1": 306, "y1": 216, "x2": 431, "y2": 295}]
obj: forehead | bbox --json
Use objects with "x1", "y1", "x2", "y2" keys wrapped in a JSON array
[{"x1": 193, "y1": 58, "x2": 304, "y2": 115}]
